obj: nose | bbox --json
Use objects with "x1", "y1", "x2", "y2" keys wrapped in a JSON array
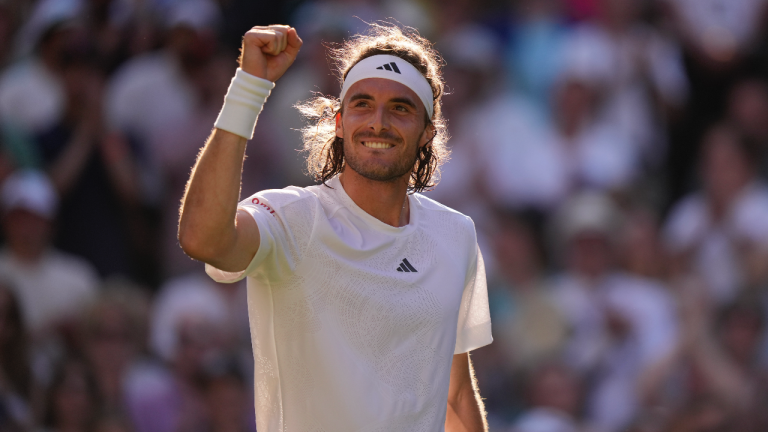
[{"x1": 367, "y1": 105, "x2": 390, "y2": 134}]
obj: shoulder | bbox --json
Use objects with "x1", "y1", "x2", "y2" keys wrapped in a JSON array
[
  {"x1": 413, "y1": 193, "x2": 475, "y2": 227},
  {"x1": 412, "y1": 193, "x2": 478, "y2": 254},
  {"x1": 242, "y1": 185, "x2": 320, "y2": 209}
]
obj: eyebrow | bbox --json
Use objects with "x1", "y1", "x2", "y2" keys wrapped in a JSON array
[{"x1": 348, "y1": 93, "x2": 418, "y2": 109}]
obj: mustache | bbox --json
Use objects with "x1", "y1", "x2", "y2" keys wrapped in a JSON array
[{"x1": 352, "y1": 131, "x2": 403, "y2": 144}]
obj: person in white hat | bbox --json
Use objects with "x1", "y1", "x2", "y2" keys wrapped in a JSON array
[
  {"x1": 0, "y1": 170, "x2": 98, "y2": 338},
  {"x1": 549, "y1": 192, "x2": 677, "y2": 432},
  {"x1": 178, "y1": 23, "x2": 492, "y2": 431}
]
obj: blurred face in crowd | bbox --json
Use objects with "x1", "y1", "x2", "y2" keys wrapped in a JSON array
[
  {"x1": 619, "y1": 211, "x2": 665, "y2": 278},
  {"x1": 2, "y1": 208, "x2": 53, "y2": 262},
  {"x1": 175, "y1": 318, "x2": 223, "y2": 379},
  {"x1": 51, "y1": 362, "x2": 96, "y2": 429},
  {"x1": 720, "y1": 309, "x2": 763, "y2": 366},
  {"x1": 529, "y1": 364, "x2": 581, "y2": 416},
  {"x1": 700, "y1": 127, "x2": 753, "y2": 210},
  {"x1": 728, "y1": 80, "x2": 768, "y2": 141},
  {"x1": 207, "y1": 375, "x2": 248, "y2": 431},
  {"x1": 168, "y1": 25, "x2": 217, "y2": 73},
  {"x1": 555, "y1": 79, "x2": 597, "y2": 136},
  {"x1": 493, "y1": 219, "x2": 542, "y2": 285},
  {"x1": 85, "y1": 304, "x2": 136, "y2": 374},
  {"x1": 568, "y1": 231, "x2": 613, "y2": 279}
]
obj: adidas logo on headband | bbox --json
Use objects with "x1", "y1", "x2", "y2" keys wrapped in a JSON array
[{"x1": 376, "y1": 62, "x2": 401, "y2": 74}]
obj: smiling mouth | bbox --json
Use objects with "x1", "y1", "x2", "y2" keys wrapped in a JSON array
[{"x1": 362, "y1": 141, "x2": 394, "y2": 149}]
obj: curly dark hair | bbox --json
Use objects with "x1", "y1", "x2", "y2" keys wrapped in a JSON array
[{"x1": 296, "y1": 22, "x2": 449, "y2": 193}]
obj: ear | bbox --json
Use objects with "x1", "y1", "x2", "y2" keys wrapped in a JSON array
[
  {"x1": 419, "y1": 122, "x2": 436, "y2": 148},
  {"x1": 335, "y1": 112, "x2": 343, "y2": 138}
]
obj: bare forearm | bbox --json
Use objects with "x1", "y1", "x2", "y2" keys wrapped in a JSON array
[
  {"x1": 446, "y1": 397, "x2": 486, "y2": 432},
  {"x1": 446, "y1": 353, "x2": 488, "y2": 432},
  {"x1": 178, "y1": 128, "x2": 248, "y2": 266}
]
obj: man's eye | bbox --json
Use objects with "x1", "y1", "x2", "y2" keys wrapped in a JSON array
[
  {"x1": 394, "y1": 105, "x2": 408, "y2": 112},
  {"x1": 354, "y1": 101, "x2": 370, "y2": 108}
]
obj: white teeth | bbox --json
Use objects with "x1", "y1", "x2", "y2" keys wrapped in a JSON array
[{"x1": 363, "y1": 142, "x2": 393, "y2": 149}]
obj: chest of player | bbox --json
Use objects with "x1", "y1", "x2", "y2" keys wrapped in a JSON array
[{"x1": 270, "y1": 227, "x2": 470, "y2": 349}]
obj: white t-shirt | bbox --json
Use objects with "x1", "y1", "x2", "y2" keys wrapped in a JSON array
[
  {"x1": 0, "y1": 248, "x2": 98, "y2": 334},
  {"x1": 206, "y1": 176, "x2": 492, "y2": 432}
]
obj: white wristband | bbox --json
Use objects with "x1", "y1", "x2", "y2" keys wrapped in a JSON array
[{"x1": 214, "y1": 68, "x2": 275, "y2": 139}]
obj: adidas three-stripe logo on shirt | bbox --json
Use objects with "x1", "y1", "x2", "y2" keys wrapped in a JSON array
[{"x1": 396, "y1": 258, "x2": 418, "y2": 272}]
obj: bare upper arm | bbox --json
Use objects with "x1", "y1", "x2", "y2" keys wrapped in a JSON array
[{"x1": 204, "y1": 209, "x2": 261, "y2": 273}]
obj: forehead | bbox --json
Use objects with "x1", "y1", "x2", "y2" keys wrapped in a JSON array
[{"x1": 343, "y1": 78, "x2": 422, "y2": 105}]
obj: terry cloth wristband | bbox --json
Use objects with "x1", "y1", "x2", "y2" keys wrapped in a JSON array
[{"x1": 214, "y1": 68, "x2": 275, "y2": 139}]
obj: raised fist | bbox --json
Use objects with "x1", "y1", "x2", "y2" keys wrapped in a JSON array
[{"x1": 239, "y1": 25, "x2": 303, "y2": 82}]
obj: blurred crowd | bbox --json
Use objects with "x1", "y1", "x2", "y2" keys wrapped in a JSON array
[{"x1": 0, "y1": 0, "x2": 767, "y2": 431}]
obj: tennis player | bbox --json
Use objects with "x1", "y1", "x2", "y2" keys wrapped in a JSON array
[{"x1": 179, "y1": 23, "x2": 492, "y2": 432}]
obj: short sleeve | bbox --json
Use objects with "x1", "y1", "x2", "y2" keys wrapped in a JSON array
[
  {"x1": 205, "y1": 188, "x2": 315, "y2": 284},
  {"x1": 454, "y1": 245, "x2": 493, "y2": 354}
]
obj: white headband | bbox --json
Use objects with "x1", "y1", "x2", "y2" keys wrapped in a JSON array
[{"x1": 339, "y1": 54, "x2": 434, "y2": 118}]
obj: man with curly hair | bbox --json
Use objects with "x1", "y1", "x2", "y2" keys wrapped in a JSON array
[{"x1": 178, "y1": 23, "x2": 492, "y2": 432}]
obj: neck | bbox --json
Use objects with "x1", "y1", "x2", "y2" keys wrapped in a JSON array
[{"x1": 339, "y1": 169, "x2": 410, "y2": 227}]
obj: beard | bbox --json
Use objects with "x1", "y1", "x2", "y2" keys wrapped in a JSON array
[{"x1": 342, "y1": 131, "x2": 419, "y2": 182}]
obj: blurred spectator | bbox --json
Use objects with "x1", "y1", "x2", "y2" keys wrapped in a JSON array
[
  {"x1": 35, "y1": 46, "x2": 144, "y2": 280},
  {"x1": 661, "y1": 0, "x2": 768, "y2": 71},
  {"x1": 640, "y1": 295, "x2": 768, "y2": 431},
  {"x1": 42, "y1": 358, "x2": 100, "y2": 432},
  {"x1": 662, "y1": 0, "x2": 768, "y2": 203},
  {"x1": 0, "y1": 283, "x2": 34, "y2": 431},
  {"x1": 0, "y1": 21, "x2": 73, "y2": 165},
  {"x1": 127, "y1": 273, "x2": 245, "y2": 432},
  {"x1": 618, "y1": 207, "x2": 669, "y2": 281},
  {"x1": 0, "y1": 170, "x2": 98, "y2": 338},
  {"x1": 549, "y1": 37, "x2": 640, "y2": 192},
  {"x1": 203, "y1": 362, "x2": 254, "y2": 432},
  {"x1": 663, "y1": 124, "x2": 768, "y2": 305},
  {"x1": 80, "y1": 281, "x2": 151, "y2": 419},
  {"x1": 105, "y1": 0, "x2": 220, "y2": 149},
  {"x1": 565, "y1": 0, "x2": 688, "y2": 168},
  {"x1": 725, "y1": 77, "x2": 768, "y2": 177},
  {"x1": 428, "y1": 24, "x2": 503, "y2": 221},
  {"x1": 149, "y1": 273, "x2": 238, "y2": 364},
  {"x1": 510, "y1": 362, "x2": 585, "y2": 432},
  {"x1": 473, "y1": 210, "x2": 568, "y2": 425},
  {"x1": 474, "y1": 51, "x2": 638, "y2": 214},
  {"x1": 550, "y1": 192, "x2": 678, "y2": 432},
  {"x1": 505, "y1": 0, "x2": 568, "y2": 116},
  {"x1": 487, "y1": 210, "x2": 568, "y2": 373}
]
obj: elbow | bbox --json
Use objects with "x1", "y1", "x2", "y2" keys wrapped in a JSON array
[
  {"x1": 178, "y1": 227, "x2": 205, "y2": 262},
  {"x1": 178, "y1": 224, "x2": 220, "y2": 263}
]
